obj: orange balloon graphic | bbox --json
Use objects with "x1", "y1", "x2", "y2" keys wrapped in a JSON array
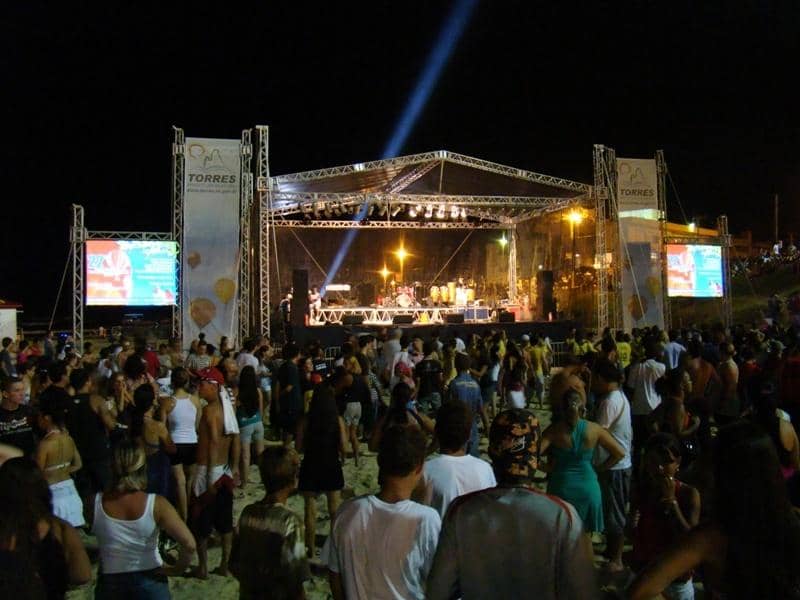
[
  {"x1": 646, "y1": 276, "x2": 661, "y2": 298},
  {"x1": 190, "y1": 298, "x2": 216, "y2": 328},
  {"x1": 628, "y1": 294, "x2": 648, "y2": 321},
  {"x1": 187, "y1": 252, "x2": 201, "y2": 269},
  {"x1": 214, "y1": 278, "x2": 236, "y2": 305}
]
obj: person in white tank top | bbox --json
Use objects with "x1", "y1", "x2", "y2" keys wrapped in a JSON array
[
  {"x1": 92, "y1": 440, "x2": 195, "y2": 598},
  {"x1": 160, "y1": 367, "x2": 201, "y2": 522}
]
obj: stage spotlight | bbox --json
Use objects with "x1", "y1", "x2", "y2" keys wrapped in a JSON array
[
  {"x1": 378, "y1": 203, "x2": 388, "y2": 216},
  {"x1": 391, "y1": 204, "x2": 403, "y2": 217},
  {"x1": 436, "y1": 204, "x2": 446, "y2": 219},
  {"x1": 408, "y1": 206, "x2": 418, "y2": 218},
  {"x1": 424, "y1": 205, "x2": 434, "y2": 219},
  {"x1": 368, "y1": 203, "x2": 376, "y2": 216},
  {"x1": 450, "y1": 205, "x2": 459, "y2": 219},
  {"x1": 460, "y1": 207, "x2": 467, "y2": 219},
  {"x1": 498, "y1": 234, "x2": 508, "y2": 248}
]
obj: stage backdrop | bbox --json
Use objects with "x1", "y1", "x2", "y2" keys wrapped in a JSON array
[
  {"x1": 616, "y1": 157, "x2": 664, "y2": 331},
  {"x1": 182, "y1": 138, "x2": 240, "y2": 350}
]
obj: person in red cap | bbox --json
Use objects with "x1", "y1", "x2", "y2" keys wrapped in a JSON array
[{"x1": 191, "y1": 366, "x2": 240, "y2": 579}]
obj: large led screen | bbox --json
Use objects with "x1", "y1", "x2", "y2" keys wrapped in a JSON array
[
  {"x1": 666, "y1": 244, "x2": 723, "y2": 298},
  {"x1": 86, "y1": 240, "x2": 178, "y2": 306}
]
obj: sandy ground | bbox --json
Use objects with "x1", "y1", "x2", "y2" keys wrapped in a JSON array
[{"x1": 67, "y1": 405, "x2": 649, "y2": 599}]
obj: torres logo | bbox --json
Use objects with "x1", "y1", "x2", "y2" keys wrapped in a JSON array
[{"x1": 187, "y1": 141, "x2": 238, "y2": 185}]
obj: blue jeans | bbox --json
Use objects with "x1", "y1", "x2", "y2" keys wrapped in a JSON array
[
  {"x1": 467, "y1": 424, "x2": 480, "y2": 457},
  {"x1": 95, "y1": 570, "x2": 171, "y2": 600}
]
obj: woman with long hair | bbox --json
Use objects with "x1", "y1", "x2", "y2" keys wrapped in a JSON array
[
  {"x1": 160, "y1": 367, "x2": 201, "y2": 521},
  {"x1": 540, "y1": 390, "x2": 625, "y2": 541},
  {"x1": 236, "y1": 365, "x2": 265, "y2": 487},
  {"x1": 750, "y1": 377, "x2": 800, "y2": 480},
  {"x1": 92, "y1": 441, "x2": 195, "y2": 599},
  {"x1": 295, "y1": 384, "x2": 346, "y2": 559},
  {"x1": 34, "y1": 393, "x2": 84, "y2": 528},
  {"x1": 652, "y1": 370, "x2": 701, "y2": 465},
  {"x1": 0, "y1": 457, "x2": 91, "y2": 599},
  {"x1": 368, "y1": 382, "x2": 435, "y2": 452},
  {"x1": 629, "y1": 421, "x2": 800, "y2": 599},
  {"x1": 131, "y1": 385, "x2": 175, "y2": 498},
  {"x1": 631, "y1": 433, "x2": 701, "y2": 599}
]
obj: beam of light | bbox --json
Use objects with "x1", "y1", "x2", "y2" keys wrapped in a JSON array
[
  {"x1": 321, "y1": 0, "x2": 478, "y2": 296},
  {"x1": 381, "y1": 0, "x2": 479, "y2": 159}
]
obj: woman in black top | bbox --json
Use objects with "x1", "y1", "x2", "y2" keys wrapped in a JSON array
[
  {"x1": 295, "y1": 384, "x2": 346, "y2": 559},
  {"x1": 0, "y1": 457, "x2": 91, "y2": 599}
]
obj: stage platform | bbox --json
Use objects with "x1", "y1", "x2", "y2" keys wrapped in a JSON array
[
  {"x1": 310, "y1": 305, "x2": 493, "y2": 326},
  {"x1": 288, "y1": 318, "x2": 573, "y2": 349}
]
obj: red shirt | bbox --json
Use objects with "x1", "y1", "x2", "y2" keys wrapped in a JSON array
[{"x1": 142, "y1": 350, "x2": 161, "y2": 379}]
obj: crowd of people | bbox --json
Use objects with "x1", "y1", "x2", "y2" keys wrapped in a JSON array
[{"x1": 1, "y1": 321, "x2": 799, "y2": 599}]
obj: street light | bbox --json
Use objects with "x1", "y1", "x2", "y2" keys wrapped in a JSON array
[
  {"x1": 567, "y1": 210, "x2": 583, "y2": 288},
  {"x1": 394, "y1": 245, "x2": 408, "y2": 283},
  {"x1": 380, "y1": 265, "x2": 391, "y2": 295}
]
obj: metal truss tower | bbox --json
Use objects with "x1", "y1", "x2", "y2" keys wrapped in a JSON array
[
  {"x1": 171, "y1": 127, "x2": 185, "y2": 341},
  {"x1": 71, "y1": 204, "x2": 86, "y2": 352},
  {"x1": 256, "y1": 125, "x2": 271, "y2": 337},
  {"x1": 717, "y1": 215, "x2": 733, "y2": 329},
  {"x1": 656, "y1": 150, "x2": 671, "y2": 330},
  {"x1": 239, "y1": 129, "x2": 253, "y2": 344}
]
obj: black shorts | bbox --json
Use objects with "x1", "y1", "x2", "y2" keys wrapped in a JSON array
[
  {"x1": 169, "y1": 443, "x2": 197, "y2": 466},
  {"x1": 74, "y1": 459, "x2": 112, "y2": 498},
  {"x1": 279, "y1": 411, "x2": 301, "y2": 436},
  {"x1": 190, "y1": 485, "x2": 234, "y2": 538}
]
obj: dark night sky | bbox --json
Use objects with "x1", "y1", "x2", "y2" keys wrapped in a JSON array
[{"x1": 3, "y1": 2, "x2": 799, "y2": 320}]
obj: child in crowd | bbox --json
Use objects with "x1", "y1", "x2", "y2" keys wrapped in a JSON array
[{"x1": 231, "y1": 446, "x2": 310, "y2": 600}]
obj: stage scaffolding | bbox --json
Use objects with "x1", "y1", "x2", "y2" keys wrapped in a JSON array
[
  {"x1": 71, "y1": 204, "x2": 173, "y2": 352},
  {"x1": 255, "y1": 146, "x2": 590, "y2": 336}
]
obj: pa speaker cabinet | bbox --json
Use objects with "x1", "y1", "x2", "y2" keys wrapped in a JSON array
[
  {"x1": 444, "y1": 313, "x2": 465, "y2": 324},
  {"x1": 290, "y1": 269, "x2": 309, "y2": 326},
  {"x1": 392, "y1": 314, "x2": 414, "y2": 325},
  {"x1": 537, "y1": 270, "x2": 556, "y2": 319},
  {"x1": 498, "y1": 311, "x2": 515, "y2": 323},
  {"x1": 342, "y1": 315, "x2": 365, "y2": 326}
]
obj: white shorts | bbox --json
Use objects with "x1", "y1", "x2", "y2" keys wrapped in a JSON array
[
  {"x1": 343, "y1": 402, "x2": 362, "y2": 427},
  {"x1": 50, "y1": 479, "x2": 85, "y2": 527},
  {"x1": 193, "y1": 464, "x2": 231, "y2": 498}
]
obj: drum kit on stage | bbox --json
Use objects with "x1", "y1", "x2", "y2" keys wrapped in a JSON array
[{"x1": 383, "y1": 279, "x2": 478, "y2": 308}]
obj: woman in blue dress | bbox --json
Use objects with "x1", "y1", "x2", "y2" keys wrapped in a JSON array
[{"x1": 541, "y1": 389, "x2": 625, "y2": 537}]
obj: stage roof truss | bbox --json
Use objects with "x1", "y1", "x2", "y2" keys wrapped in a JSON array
[
  {"x1": 85, "y1": 230, "x2": 173, "y2": 240},
  {"x1": 268, "y1": 192, "x2": 578, "y2": 223},
  {"x1": 273, "y1": 218, "x2": 514, "y2": 230},
  {"x1": 273, "y1": 150, "x2": 591, "y2": 194}
]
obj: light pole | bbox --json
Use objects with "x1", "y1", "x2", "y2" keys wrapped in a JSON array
[
  {"x1": 380, "y1": 265, "x2": 391, "y2": 295},
  {"x1": 395, "y1": 245, "x2": 408, "y2": 284},
  {"x1": 568, "y1": 210, "x2": 583, "y2": 288}
]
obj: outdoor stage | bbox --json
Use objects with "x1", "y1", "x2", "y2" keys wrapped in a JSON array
[
  {"x1": 293, "y1": 317, "x2": 573, "y2": 349},
  {"x1": 310, "y1": 304, "x2": 495, "y2": 326}
]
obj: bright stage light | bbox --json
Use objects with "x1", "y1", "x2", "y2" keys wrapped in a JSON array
[
  {"x1": 450, "y1": 205, "x2": 459, "y2": 219},
  {"x1": 436, "y1": 204, "x2": 446, "y2": 219},
  {"x1": 425, "y1": 205, "x2": 433, "y2": 219},
  {"x1": 460, "y1": 207, "x2": 467, "y2": 219},
  {"x1": 567, "y1": 209, "x2": 583, "y2": 224},
  {"x1": 408, "y1": 206, "x2": 418, "y2": 217},
  {"x1": 499, "y1": 234, "x2": 508, "y2": 248},
  {"x1": 395, "y1": 246, "x2": 409, "y2": 261},
  {"x1": 380, "y1": 265, "x2": 391, "y2": 279},
  {"x1": 391, "y1": 205, "x2": 403, "y2": 217},
  {"x1": 688, "y1": 221, "x2": 697, "y2": 232}
]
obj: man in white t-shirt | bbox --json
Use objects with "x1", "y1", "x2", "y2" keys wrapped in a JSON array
[
  {"x1": 415, "y1": 400, "x2": 496, "y2": 518},
  {"x1": 236, "y1": 339, "x2": 259, "y2": 371},
  {"x1": 323, "y1": 426, "x2": 441, "y2": 600},
  {"x1": 592, "y1": 358, "x2": 633, "y2": 573},
  {"x1": 426, "y1": 408, "x2": 597, "y2": 599},
  {"x1": 626, "y1": 341, "x2": 665, "y2": 474}
]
